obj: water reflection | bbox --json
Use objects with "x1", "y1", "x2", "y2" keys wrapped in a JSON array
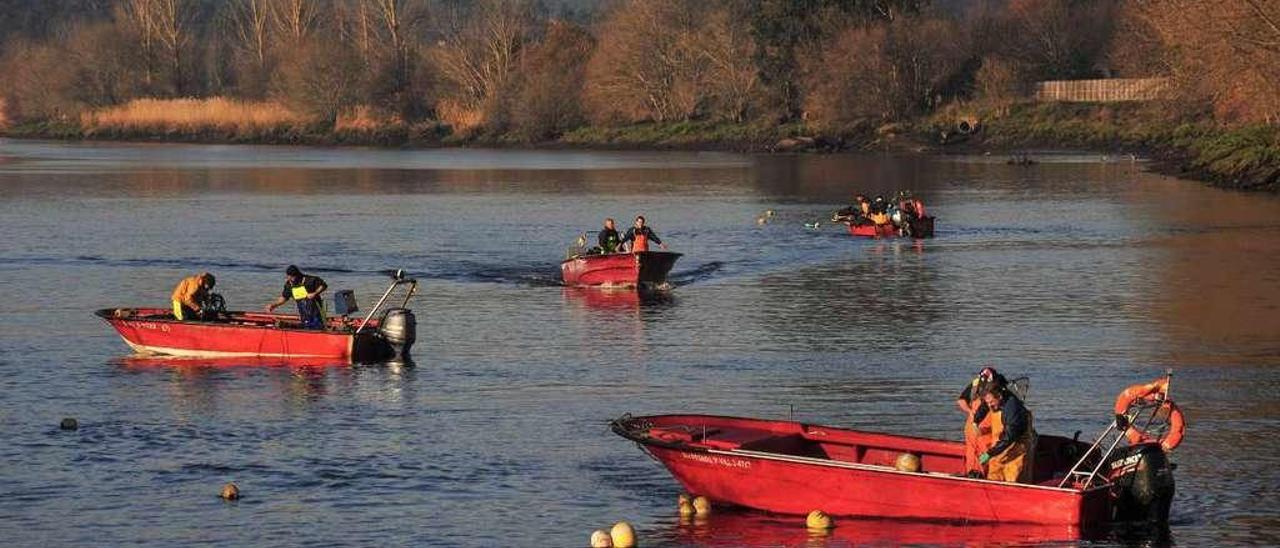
[{"x1": 654, "y1": 509, "x2": 1103, "y2": 546}]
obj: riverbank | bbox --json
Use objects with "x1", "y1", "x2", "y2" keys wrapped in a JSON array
[
  {"x1": 953, "y1": 103, "x2": 1280, "y2": 192},
  {"x1": 3, "y1": 102, "x2": 1275, "y2": 192}
]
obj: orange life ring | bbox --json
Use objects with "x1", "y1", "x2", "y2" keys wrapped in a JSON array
[
  {"x1": 1123, "y1": 400, "x2": 1184, "y2": 451},
  {"x1": 1114, "y1": 379, "x2": 1184, "y2": 451}
]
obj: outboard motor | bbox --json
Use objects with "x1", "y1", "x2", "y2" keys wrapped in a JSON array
[
  {"x1": 378, "y1": 308, "x2": 417, "y2": 360},
  {"x1": 1108, "y1": 442, "x2": 1176, "y2": 524}
]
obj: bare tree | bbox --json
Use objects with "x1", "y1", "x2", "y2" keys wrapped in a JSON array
[
  {"x1": 117, "y1": 0, "x2": 196, "y2": 95},
  {"x1": 431, "y1": 0, "x2": 532, "y2": 129},
  {"x1": 1135, "y1": 0, "x2": 1280, "y2": 123},
  {"x1": 116, "y1": 0, "x2": 159, "y2": 89},
  {"x1": 583, "y1": 0, "x2": 705, "y2": 124},
  {"x1": 271, "y1": 0, "x2": 322, "y2": 44},
  {"x1": 693, "y1": 5, "x2": 761, "y2": 123},
  {"x1": 511, "y1": 19, "x2": 595, "y2": 139},
  {"x1": 228, "y1": 0, "x2": 273, "y2": 96}
]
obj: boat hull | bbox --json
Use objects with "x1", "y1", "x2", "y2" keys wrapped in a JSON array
[
  {"x1": 95, "y1": 308, "x2": 399, "y2": 363},
  {"x1": 613, "y1": 414, "x2": 1112, "y2": 526},
  {"x1": 848, "y1": 217, "x2": 935, "y2": 239},
  {"x1": 560, "y1": 251, "x2": 681, "y2": 288}
]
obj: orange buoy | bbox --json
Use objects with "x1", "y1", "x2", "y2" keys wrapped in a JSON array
[{"x1": 220, "y1": 482, "x2": 240, "y2": 500}]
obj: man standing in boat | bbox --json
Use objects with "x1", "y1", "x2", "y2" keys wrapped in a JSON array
[
  {"x1": 956, "y1": 366, "x2": 1003, "y2": 477},
  {"x1": 266, "y1": 265, "x2": 328, "y2": 329},
  {"x1": 171, "y1": 272, "x2": 215, "y2": 321},
  {"x1": 599, "y1": 218, "x2": 621, "y2": 254},
  {"x1": 620, "y1": 215, "x2": 668, "y2": 253},
  {"x1": 973, "y1": 379, "x2": 1035, "y2": 483}
]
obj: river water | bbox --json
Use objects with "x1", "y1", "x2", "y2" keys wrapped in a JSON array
[{"x1": 0, "y1": 139, "x2": 1277, "y2": 546}]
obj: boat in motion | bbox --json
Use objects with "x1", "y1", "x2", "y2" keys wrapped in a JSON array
[
  {"x1": 560, "y1": 251, "x2": 681, "y2": 288},
  {"x1": 845, "y1": 216, "x2": 935, "y2": 238},
  {"x1": 612, "y1": 382, "x2": 1179, "y2": 527},
  {"x1": 97, "y1": 271, "x2": 419, "y2": 364}
]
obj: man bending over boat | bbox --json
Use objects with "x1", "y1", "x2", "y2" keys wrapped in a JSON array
[
  {"x1": 171, "y1": 272, "x2": 215, "y2": 321},
  {"x1": 973, "y1": 379, "x2": 1035, "y2": 483},
  {"x1": 266, "y1": 265, "x2": 328, "y2": 329},
  {"x1": 620, "y1": 215, "x2": 668, "y2": 253},
  {"x1": 956, "y1": 366, "x2": 1005, "y2": 477}
]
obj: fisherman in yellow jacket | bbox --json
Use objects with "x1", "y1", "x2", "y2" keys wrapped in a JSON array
[
  {"x1": 972, "y1": 379, "x2": 1035, "y2": 483},
  {"x1": 171, "y1": 272, "x2": 215, "y2": 321}
]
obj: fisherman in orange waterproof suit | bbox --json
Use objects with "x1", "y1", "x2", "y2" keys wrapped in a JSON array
[
  {"x1": 973, "y1": 379, "x2": 1035, "y2": 483},
  {"x1": 620, "y1": 215, "x2": 667, "y2": 253},
  {"x1": 956, "y1": 367, "x2": 1003, "y2": 477}
]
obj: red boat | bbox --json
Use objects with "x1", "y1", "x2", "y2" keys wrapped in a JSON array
[
  {"x1": 846, "y1": 217, "x2": 935, "y2": 238},
  {"x1": 560, "y1": 251, "x2": 681, "y2": 288},
  {"x1": 97, "y1": 273, "x2": 418, "y2": 364},
  {"x1": 612, "y1": 388, "x2": 1179, "y2": 526},
  {"x1": 848, "y1": 223, "x2": 899, "y2": 238}
]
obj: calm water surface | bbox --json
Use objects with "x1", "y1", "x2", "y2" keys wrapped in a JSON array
[{"x1": 1, "y1": 140, "x2": 1277, "y2": 546}]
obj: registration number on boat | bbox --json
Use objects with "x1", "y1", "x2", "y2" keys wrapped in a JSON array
[
  {"x1": 123, "y1": 321, "x2": 170, "y2": 332},
  {"x1": 681, "y1": 452, "x2": 752, "y2": 469}
]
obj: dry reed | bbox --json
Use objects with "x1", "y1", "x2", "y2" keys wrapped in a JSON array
[
  {"x1": 334, "y1": 105, "x2": 394, "y2": 132},
  {"x1": 81, "y1": 97, "x2": 309, "y2": 134},
  {"x1": 436, "y1": 99, "x2": 484, "y2": 134}
]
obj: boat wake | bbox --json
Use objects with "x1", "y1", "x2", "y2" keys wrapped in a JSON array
[{"x1": 668, "y1": 261, "x2": 724, "y2": 286}]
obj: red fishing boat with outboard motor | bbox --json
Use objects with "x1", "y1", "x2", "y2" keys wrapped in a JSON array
[
  {"x1": 612, "y1": 374, "x2": 1181, "y2": 527},
  {"x1": 560, "y1": 251, "x2": 681, "y2": 288},
  {"x1": 96, "y1": 270, "x2": 419, "y2": 364}
]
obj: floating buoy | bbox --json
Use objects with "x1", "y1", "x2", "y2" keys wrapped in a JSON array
[
  {"x1": 693, "y1": 495, "x2": 712, "y2": 515},
  {"x1": 610, "y1": 521, "x2": 635, "y2": 548},
  {"x1": 806, "y1": 509, "x2": 834, "y2": 530},
  {"x1": 590, "y1": 529, "x2": 613, "y2": 548},
  {"x1": 59, "y1": 417, "x2": 78, "y2": 431},
  {"x1": 895, "y1": 452, "x2": 921, "y2": 473},
  {"x1": 220, "y1": 482, "x2": 240, "y2": 501}
]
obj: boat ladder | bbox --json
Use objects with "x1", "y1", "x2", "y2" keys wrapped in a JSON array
[
  {"x1": 1057, "y1": 419, "x2": 1129, "y2": 489},
  {"x1": 1058, "y1": 371, "x2": 1173, "y2": 489}
]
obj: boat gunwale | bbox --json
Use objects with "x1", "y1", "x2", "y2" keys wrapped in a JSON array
[
  {"x1": 93, "y1": 307, "x2": 380, "y2": 337},
  {"x1": 611, "y1": 413, "x2": 1109, "y2": 496},
  {"x1": 559, "y1": 250, "x2": 684, "y2": 267}
]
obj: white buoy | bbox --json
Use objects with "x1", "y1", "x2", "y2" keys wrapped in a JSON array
[{"x1": 590, "y1": 529, "x2": 613, "y2": 547}]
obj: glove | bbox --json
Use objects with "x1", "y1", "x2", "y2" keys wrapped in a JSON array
[
  {"x1": 978, "y1": 453, "x2": 990, "y2": 465},
  {"x1": 1114, "y1": 414, "x2": 1129, "y2": 431}
]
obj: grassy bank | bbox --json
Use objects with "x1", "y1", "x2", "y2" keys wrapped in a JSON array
[
  {"x1": 3, "y1": 98, "x2": 1276, "y2": 192},
  {"x1": 956, "y1": 103, "x2": 1280, "y2": 192}
]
